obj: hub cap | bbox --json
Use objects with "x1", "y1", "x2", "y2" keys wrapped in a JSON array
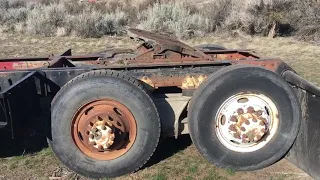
[
  {"x1": 72, "y1": 99, "x2": 137, "y2": 160},
  {"x1": 215, "y1": 93, "x2": 279, "y2": 152}
]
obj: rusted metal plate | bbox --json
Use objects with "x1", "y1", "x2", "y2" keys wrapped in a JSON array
[
  {"x1": 286, "y1": 88, "x2": 320, "y2": 180},
  {"x1": 127, "y1": 28, "x2": 209, "y2": 58},
  {"x1": 231, "y1": 59, "x2": 282, "y2": 72}
]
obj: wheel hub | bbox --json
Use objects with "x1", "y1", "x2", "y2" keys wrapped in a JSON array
[
  {"x1": 216, "y1": 93, "x2": 279, "y2": 152},
  {"x1": 88, "y1": 120, "x2": 115, "y2": 150},
  {"x1": 71, "y1": 99, "x2": 137, "y2": 160},
  {"x1": 227, "y1": 106, "x2": 267, "y2": 144}
]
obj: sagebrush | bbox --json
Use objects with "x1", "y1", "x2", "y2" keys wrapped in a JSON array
[{"x1": 0, "y1": 0, "x2": 319, "y2": 43}]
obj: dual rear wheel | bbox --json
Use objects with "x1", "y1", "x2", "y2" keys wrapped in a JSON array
[
  {"x1": 188, "y1": 65, "x2": 301, "y2": 170},
  {"x1": 49, "y1": 65, "x2": 301, "y2": 178}
]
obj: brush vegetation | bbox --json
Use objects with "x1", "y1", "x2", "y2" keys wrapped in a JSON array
[{"x1": 0, "y1": 0, "x2": 319, "y2": 43}]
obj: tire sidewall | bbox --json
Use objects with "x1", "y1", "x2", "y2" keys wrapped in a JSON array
[
  {"x1": 188, "y1": 66, "x2": 301, "y2": 170},
  {"x1": 50, "y1": 75, "x2": 159, "y2": 178}
]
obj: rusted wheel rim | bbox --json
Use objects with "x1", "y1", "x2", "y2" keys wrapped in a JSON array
[
  {"x1": 72, "y1": 99, "x2": 137, "y2": 160},
  {"x1": 215, "y1": 92, "x2": 279, "y2": 152}
]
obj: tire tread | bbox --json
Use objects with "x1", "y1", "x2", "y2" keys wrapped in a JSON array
[{"x1": 51, "y1": 69, "x2": 161, "y2": 175}]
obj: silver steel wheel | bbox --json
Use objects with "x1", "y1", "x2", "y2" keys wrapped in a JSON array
[{"x1": 215, "y1": 92, "x2": 279, "y2": 152}]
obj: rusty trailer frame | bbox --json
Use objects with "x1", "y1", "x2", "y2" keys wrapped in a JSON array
[{"x1": 0, "y1": 29, "x2": 319, "y2": 179}]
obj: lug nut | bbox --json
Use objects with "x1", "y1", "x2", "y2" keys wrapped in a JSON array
[
  {"x1": 256, "y1": 110, "x2": 263, "y2": 116},
  {"x1": 242, "y1": 139, "x2": 249, "y2": 143},
  {"x1": 259, "y1": 121, "x2": 265, "y2": 126},
  {"x1": 230, "y1": 116, "x2": 238, "y2": 122},
  {"x1": 109, "y1": 135, "x2": 115, "y2": 140},
  {"x1": 237, "y1": 108, "x2": 244, "y2": 114},
  {"x1": 255, "y1": 135, "x2": 262, "y2": 141},
  {"x1": 107, "y1": 128, "x2": 113, "y2": 134},
  {"x1": 108, "y1": 140, "x2": 114, "y2": 145},
  {"x1": 259, "y1": 117, "x2": 267, "y2": 124},
  {"x1": 229, "y1": 125, "x2": 236, "y2": 132},
  {"x1": 247, "y1": 106, "x2": 255, "y2": 113},
  {"x1": 101, "y1": 126, "x2": 107, "y2": 130},
  {"x1": 89, "y1": 134, "x2": 94, "y2": 139},
  {"x1": 89, "y1": 141, "x2": 95, "y2": 145},
  {"x1": 233, "y1": 132, "x2": 241, "y2": 139}
]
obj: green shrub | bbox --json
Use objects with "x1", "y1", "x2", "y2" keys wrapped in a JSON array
[
  {"x1": 26, "y1": 3, "x2": 67, "y2": 36},
  {"x1": 138, "y1": 2, "x2": 213, "y2": 38},
  {"x1": 0, "y1": 0, "x2": 318, "y2": 43}
]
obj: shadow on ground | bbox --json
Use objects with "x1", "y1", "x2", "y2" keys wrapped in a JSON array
[
  {"x1": 0, "y1": 128, "x2": 49, "y2": 158},
  {"x1": 143, "y1": 134, "x2": 193, "y2": 169},
  {"x1": 0, "y1": 126, "x2": 193, "y2": 169}
]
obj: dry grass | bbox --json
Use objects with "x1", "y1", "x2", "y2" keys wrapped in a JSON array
[
  {"x1": 0, "y1": 136, "x2": 311, "y2": 180},
  {"x1": 0, "y1": 0, "x2": 320, "y2": 42},
  {"x1": 0, "y1": 32, "x2": 318, "y2": 180}
]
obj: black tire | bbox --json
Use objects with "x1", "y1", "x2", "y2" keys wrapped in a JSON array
[
  {"x1": 188, "y1": 65, "x2": 301, "y2": 170},
  {"x1": 194, "y1": 44, "x2": 227, "y2": 51},
  {"x1": 49, "y1": 70, "x2": 160, "y2": 178}
]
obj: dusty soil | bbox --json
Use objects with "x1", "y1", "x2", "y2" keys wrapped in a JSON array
[{"x1": 0, "y1": 32, "x2": 318, "y2": 180}]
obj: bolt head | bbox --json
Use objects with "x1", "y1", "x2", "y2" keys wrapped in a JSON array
[
  {"x1": 247, "y1": 106, "x2": 255, "y2": 113},
  {"x1": 230, "y1": 116, "x2": 238, "y2": 122},
  {"x1": 255, "y1": 135, "x2": 262, "y2": 141},
  {"x1": 89, "y1": 141, "x2": 95, "y2": 145},
  {"x1": 228, "y1": 125, "x2": 236, "y2": 132},
  {"x1": 233, "y1": 132, "x2": 241, "y2": 139},
  {"x1": 237, "y1": 108, "x2": 244, "y2": 114},
  {"x1": 256, "y1": 110, "x2": 263, "y2": 116},
  {"x1": 109, "y1": 134, "x2": 115, "y2": 140},
  {"x1": 91, "y1": 128, "x2": 98, "y2": 132}
]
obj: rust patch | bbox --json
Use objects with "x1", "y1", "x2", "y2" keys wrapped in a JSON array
[
  {"x1": 71, "y1": 99, "x2": 137, "y2": 160},
  {"x1": 140, "y1": 76, "x2": 154, "y2": 87},
  {"x1": 181, "y1": 75, "x2": 207, "y2": 89},
  {"x1": 231, "y1": 59, "x2": 282, "y2": 72}
]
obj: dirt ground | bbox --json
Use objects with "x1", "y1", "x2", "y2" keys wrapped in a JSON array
[{"x1": 0, "y1": 32, "x2": 319, "y2": 180}]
